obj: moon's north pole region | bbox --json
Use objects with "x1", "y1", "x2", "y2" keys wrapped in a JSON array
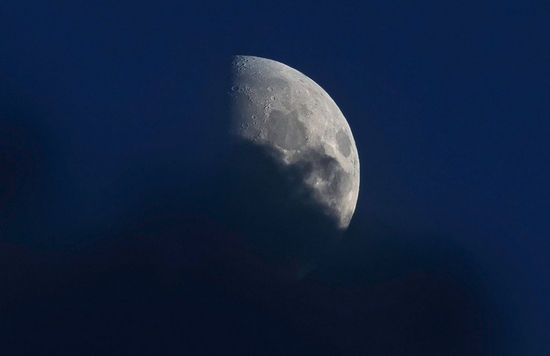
[{"x1": 229, "y1": 55, "x2": 360, "y2": 230}]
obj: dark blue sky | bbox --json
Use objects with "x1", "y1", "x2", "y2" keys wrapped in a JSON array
[{"x1": 1, "y1": 1, "x2": 548, "y2": 354}]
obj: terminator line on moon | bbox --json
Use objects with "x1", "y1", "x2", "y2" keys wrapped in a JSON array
[{"x1": 229, "y1": 55, "x2": 360, "y2": 230}]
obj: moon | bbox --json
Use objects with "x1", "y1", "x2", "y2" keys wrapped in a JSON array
[{"x1": 229, "y1": 55, "x2": 360, "y2": 232}]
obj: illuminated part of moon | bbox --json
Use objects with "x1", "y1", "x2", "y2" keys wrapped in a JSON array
[{"x1": 229, "y1": 55, "x2": 360, "y2": 230}]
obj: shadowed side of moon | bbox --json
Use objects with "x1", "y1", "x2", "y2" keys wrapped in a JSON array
[{"x1": 212, "y1": 139, "x2": 343, "y2": 269}]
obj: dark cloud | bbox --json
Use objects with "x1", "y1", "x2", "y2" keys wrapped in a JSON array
[
  {"x1": 1, "y1": 135, "x2": 508, "y2": 355},
  {"x1": 0, "y1": 68, "x2": 513, "y2": 356}
]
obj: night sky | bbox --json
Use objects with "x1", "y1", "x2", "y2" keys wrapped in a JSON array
[{"x1": 1, "y1": 1, "x2": 548, "y2": 355}]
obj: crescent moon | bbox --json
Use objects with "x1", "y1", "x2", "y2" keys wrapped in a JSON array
[{"x1": 229, "y1": 55, "x2": 360, "y2": 232}]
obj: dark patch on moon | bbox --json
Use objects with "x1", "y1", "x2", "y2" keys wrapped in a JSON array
[
  {"x1": 336, "y1": 130, "x2": 352, "y2": 157},
  {"x1": 265, "y1": 110, "x2": 307, "y2": 150},
  {"x1": 294, "y1": 147, "x2": 352, "y2": 217},
  {"x1": 314, "y1": 154, "x2": 351, "y2": 200},
  {"x1": 328, "y1": 167, "x2": 351, "y2": 199}
]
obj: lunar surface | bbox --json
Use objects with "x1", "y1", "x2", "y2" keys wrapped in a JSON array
[{"x1": 229, "y1": 55, "x2": 360, "y2": 231}]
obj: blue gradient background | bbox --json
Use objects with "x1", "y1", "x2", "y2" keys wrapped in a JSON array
[{"x1": 1, "y1": 1, "x2": 548, "y2": 354}]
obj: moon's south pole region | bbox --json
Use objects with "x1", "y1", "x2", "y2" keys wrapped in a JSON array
[{"x1": 228, "y1": 55, "x2": 359, "y2": 270}]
